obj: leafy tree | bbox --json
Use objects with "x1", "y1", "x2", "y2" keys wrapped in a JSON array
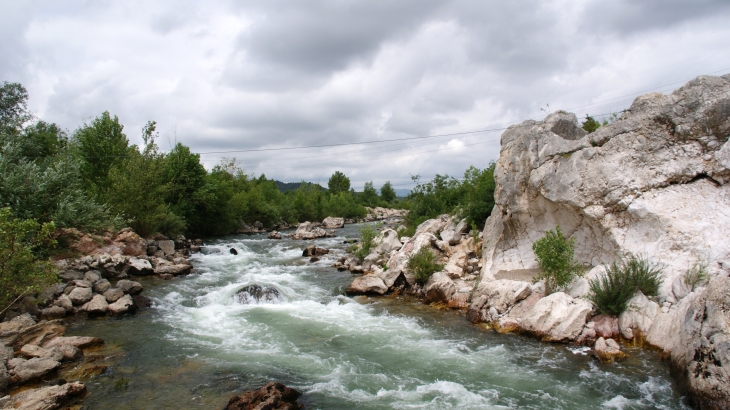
[
  {"x1": 380, "y1": 181, "x2": 396, "y2": 203},
  {"x1": 0, "y1": 82, "x2": 31, "y2": 131},
  {"x1": 164, "y1": 142, "x2": 207, "y2": 227},
  {"x1": 360, "y1": 181, "x2": 379, "y2": 207},
  {"x1": 72, "y1": 111, "x2": 130, "y2": 192},
  {"x1": 0, "y1": 208, "x2": 57, "y2": 310},
  {"x1": 582, "y1": 115, "x2": 601, "y2": 133},
  {"x1": 460, "y1": 164, "x2": 496, "y2": 228},
  {"x1": 327, "y1": 171, "x2": 350, "y2": 194},
  {"x1": 532, "y1": 226, "x2": 583, "y2": 294}
]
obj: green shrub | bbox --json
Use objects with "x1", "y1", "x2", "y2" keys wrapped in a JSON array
[
  {"x1": 683, "y1": 260, "x2": 710, "y2": 289},
  {"x1": 532, "y1": 226, "x2": 583, "y2": 294},
  {"x1": 408, "y1": 246, "x2": 444, "y2": 284},
  {"x1": 355, "y1": 223, "x2": 379, "y2": 261},
  {"x1": 0, "y1": 208, "x2": 58, "y2": 310},
  {"x1": 588, "y1": 254, "x2": 664, "y2": 315}
]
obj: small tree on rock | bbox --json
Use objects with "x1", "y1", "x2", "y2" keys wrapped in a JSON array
[{"x1": 532, "y1": 226, "x2": 583, "y2": 294}]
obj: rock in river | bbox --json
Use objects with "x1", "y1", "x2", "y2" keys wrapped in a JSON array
[
  {"x1": 235, "y1": 284, "x2": 282, "y2": 304},
  {"x1": 224, "y1": 382, "x2": 303, "y2": 410}
]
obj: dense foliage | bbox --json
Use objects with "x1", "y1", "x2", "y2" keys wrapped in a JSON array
[
  {"x1": 354, "y1": 223, "x2": 379, "y2": 261},
  {"x1": 401, "y1": 164, "x2": 496, "y2": 236},
  {"x1": 408, "y1": 246, "x2": 444, "y2": 284},
  {"x1": 588, "y1": 254, "x2": 664, "y2": 315},
  {"x1": 0, "y1": 208, "x2": 57, "y2": 309},
  {"x1": 532, "y1": 226, "x2": 583, "y2": 295}
]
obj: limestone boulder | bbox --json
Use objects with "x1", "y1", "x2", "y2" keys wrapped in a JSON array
[
  {"x1": 108, "y1": 294, "x2": 136, "y2": 314},
  {"x1": 154, "y1": 264, "x2": 193, "y2": 276},
  {"x1": 92, "y1": 279, "x2": 111, "y2": 294},
  {"x1": 0, "y1": 362, "x2": 8, "y2": 391},
  {"x1": 268, "y1": 231, "x2": 282, "y2": 239},
  {"x1": 54, "y1": 294, "x2": 74, "y2": 312},
  {"x1": 40, "y1": 305, "x2": 67, "y2": 319},
  {"x1": 480, "y1": 75, "x2": 730, "y2": 302},
  {"x1": 67, "y1": 287, "x2": 93, "y2": 305},
  {"x1": 345, "y1": 275, "x2": 388, "y2": 295},
  {"x1": 103, "y1": 288, "x2": 124, "y2": 303},
  {"x1": 10, "y1": 357, "x2": 61, "y2": 384},
  {"x1": 385, "y1": 232, "x2": 438, "y2": 275},
  {"x1": 224, "y1": 382, "x2": 302, "y2": 410},
  {"x1": 594, "y1": 337, "x2": 626, "y2": 363},
  {"x1": 443, "y1": 250, "x2": 468, "y2": 279},
  {"x1": 423, "y1": 272, "x2": 456, "y2": 304},
  {"x1": 81, "y1": 294, "x2": 108, "y2": 315},
  {"x1": 0, "y1": 382, "x2": 86, "y2": 410},
  {"x1": 116, "y1": 279, "x2": 143, "y2": 295},
  {"x1": 290, "y1": 222, "x2": 331, "y2": 240},
  {"x1": 618, "y1": 291, "x2": 660, "y2": 340},
  {"x1": 670, "y1": 276, "x2": 730, "y2": 409},
  {"x1": 470, "y1": 279, "x2": 532, "y2": 314},
  {"x1": 157, "y1": 239, "x2": 175, "y2": 256},
  {"x1": 43, "y1": 336, "x2": 104, "y2": 350},
  {"x1": 127, "y1": 257, "x2": 153, "y2": 276},
  {"x1": 321, "y1": 216, "x2": 344, "y2": 229},
  {"x1": 519, "y1": 292, "x2": 593, "y2": 342},
  {"x1": 440, "y1": 229, "x2": 461, "y2": 246},
  {"x1": 373, "y1": 229, "x2": 402, "y2": 255},
  {"x1": 646, "y1": 291, "x2": 700, "y2": 353}
]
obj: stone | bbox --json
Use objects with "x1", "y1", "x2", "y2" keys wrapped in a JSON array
[
  {"x1": 10, "y1": 357, "x2": 61, "y2": 384},
  {"x1": 443, "y1": 250, "x2": 468, "y2": 279},
  {"x1": 385, "y1": 232, "x2": 439, "y2": 275},
  {"x1": 671, "y1": 275, "x2": 692, "y2": 300},
  {"x1": 618, "y1": 291, "x2": 660, "y2": 340},
  {"x1": 116, "y1": 280, "x2": 143, "y2": 295},
  {"x1": 83, "y1": 271, "x2": 101, "y2": 283},
  {"x1": 346, "y1": 275, "x2": 388, "y2": 295},
  {"x1": 268, "y1": 231, "x2": 282, "y2": 239},
  {"x1": 591, "y1": 315, "x2": 619, "y2": 339},
  {"x1": 154, "y1": 264, "x2": 193, "y2": 276},
  {"x1": 72, "y1": 279, "x2": 91, "y2": 288},
  {"x1": 302, "y1": 245, "x2": 329, "y2": 257},
  {"x1": 43, "y1": 336, "x2": 104, "y2": 350},
  {"x1": 290, "y1": 222, "x2": 332, "y2": 240},
  {"x1": 645, "y1": 291, "x2": 699, "y2": 353},
  {"x1": 423, "y1": 272, "x2": 456, "y2": 304},
  {"x1": 670, "y1": 276, "x2": 730, "y2": 409},
  {"x1": 321, "y1": 216, "x2": 345, "y2": 229},
  {"x1": 235, "y1": 285, "x2": 282, "y2": 304},
  {"x1": 0, "y1": 363, "x2": 8, "y2": 391},
  {"x1": 103, "y1": 288, "x2": 124, "y2": 303},
  {"x1": 440, "y1": 229, "x2": 461, "y2": 246},
  {"x1": 0, "y1": 344, "x2": 13, "y2": 363},
  {"x1": 108, "y1": 295, "x2": 136, "y2": 314},
  {"x1": 157, "y1": 239, "x2": 176, "y2": 256},
  {"x1": 594, "y1": 337, "x2": 626, "y2": 363},
  {"x1": 0, "y1": 382, "x2": 86, "y2": 410},
  {"x1": 53, "y1": 294, "x2": 74, "y2": 312},
  {"x1": 52, "y1": 344, "x2": 83, "y2": 361},
  {"x1": 415, "y1": 214, "x2": 451, "y2": 236},
  {"x1": 480, "y1": 75, "x2": 730, "y2": 303},
  {"x1": 40, "y1": 306, "x2": 67, "y2": 319},
  {"x1": 6, "y1": 320, "x2": 66, "y2": 350},
  {"x1": 566, "y1": 276, "x2": 590, "y2": 299},
  {"x1": 519, "y1": 292, "x2": 593, "y2": 342},
  {"x1": 57, "y1": 270, "x2": 84, "y2": 282},
  {"x1": 132, "y1": 295, "x2": 153, "y2": 310},
  {"x1": 373, "y1": 229, "x2": 402, "y2": 255},
  {"x1": 19, "y1": 344, "x2": 48, "y2": 359},
  {"x1": 127, "y1": 257, "x2": 153, "y2": 276},
  {"x1": 113, "y1": 229, "x2": 147, "y2": 256},
  {"x1": 81, "y1": 294, "x2": 108, "y2": 315},
  {"x1": 224, "y1": 382, "x2": 302, "y2": 410},
  {"x1": 470, "y1": 279, "x2": 532, "y2": 314},
  {"x1": 455, "y1": 218, "x2": 470, "y2": 235},
  {"x1": 92, "y1": 279, "x2": 111, "y2": 294}
]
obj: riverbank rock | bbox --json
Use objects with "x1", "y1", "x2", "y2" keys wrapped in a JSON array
[
  {"x1": 594, "y1": 337, "x2": 626, "y2": 363},
  {"x1": 43, "y1": 336, "x2": 104, "y2": 350},
  {"x1": 322, "y1": 216, "x2": 344, "y2": 229},
  {"x1": 364, "y1": 207, "x2": 408, "y2": 221},
  {"x1": 618, "y1": 291, "x2": 660, "y2": 340},
  {"x1": 235, "y1": 285, "x2": 282, "y2": 304},
  {"x1": 290, "y1": 222, "x2": 333, "y2": 240},
  {"x1": 0, "y1": 382, "x2": 86, "y2": 410},
  {"x1": 268, "y1": 231, "x2": 282, "y2": 239},
  {"x1": 346, "y1": 275, "x2": 388, "y2": 295},
  {"x1": 423, "y1": 272, "x2": 456, "y2": 304},
  {"x1": 670, "y1": 276, "x2": 730, "y2": 409},
  {"x1": 9, "y1": 357, "x2": 61, "y2": 384},
  {"x1": 480, "y1": 74, "x2": 730, "y2": 301},
  {"x1": 470, "y1": 279, "x2": 532, "y2": 315},
  {"x1": 80, "y1": 294, "x2": 108, "y2": 315},
  {"x1": 302, "y1": 245, "x2": 329, "y2": 257},
  {"x1": 519, "y1": 292, "x2": 593, "y2": 342},
  {"x1": 116, "y1": 280, "x2": 143, "y2": 295},
  {"x1": 224, "y1": 382, "x2": 303, "y2": 410},
  {"x1": 108, "y1": 295, "x2": 136, "y2": 314}
]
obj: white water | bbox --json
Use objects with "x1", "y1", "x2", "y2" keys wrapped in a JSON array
[{"x1": 71, "y1": 225, "x2": 689, "y2": 409}]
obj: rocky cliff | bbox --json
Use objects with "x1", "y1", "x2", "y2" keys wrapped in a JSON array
[{"x1": 481, "y1": 74, "x2": 730, "y2": 301}]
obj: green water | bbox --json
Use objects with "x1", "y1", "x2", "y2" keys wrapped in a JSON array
[{"x1": 67, "y1": 224, "x2": 689, "y2": 409}]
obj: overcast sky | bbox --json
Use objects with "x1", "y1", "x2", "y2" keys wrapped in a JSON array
[{"x1": 1, "y1": 1, "x2": 729, "y2": 190}]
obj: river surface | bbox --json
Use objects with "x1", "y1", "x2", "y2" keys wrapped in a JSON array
[{"x1": 68, "y1": 224, "x2": 689, "y2": 409}]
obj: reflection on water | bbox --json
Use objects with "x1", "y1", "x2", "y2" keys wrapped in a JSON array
[{"x1": 68, "y1": 224, "x2": 689, "y2": 409}]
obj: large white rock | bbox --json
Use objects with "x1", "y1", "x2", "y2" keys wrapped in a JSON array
[
  {"x1": 519, "y1": 292, "x2": 593, "y2": 342},
  {"x1": 480, "y1": 75, "x2": 730, "y2": 302},
  {"x1": 345, "y1": 275, "x2": 388, "y2": 295},
  {"x1": 291, "y1": 222, "x2": 330, "y2": 240},
  {"x1": 618, "y1": 291, "x2": 660, "y2": 340},
  {"x1": 645, "y1": 290, "x2": 700, "y2": 353},
  {"x1": 373, "y1": 229, "x2": 402, "y2": 255},
  {"x1": 443, "y1": 250, "x2": 468, "y2": 279},
  {"x1": 423, "y1": 272, "x2": 456, "y2": 304},
  {"x1": 471, "y1": 279, "x2": 532, "y2": 314},
  {"x1": 321, "y1": 216, "x2": 344, "y2": 229},
  {"x1": 385, "y1": 232, "x2": 438, "y2": 275}
]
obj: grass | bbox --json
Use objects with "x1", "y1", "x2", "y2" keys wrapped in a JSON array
[
  {"x1": 683, "y1": 260, "x2": 709, "y2": 288},
  {"x1": 408, "y1": 246, "x2": 444, "y2": 284},
  {"x1": 588, "y1": 254, "x2": 664, "y2": 316}
]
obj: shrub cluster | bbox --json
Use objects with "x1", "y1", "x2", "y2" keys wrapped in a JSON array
[
  {"x1": 588, "y1": 254, "x2": 664, "y2": 315},
  {"x1": 354, "y1": 223, "x2": 379, "y2": 261},
  {"x1": 683, "y1": 261, "x2": 709, "y2": 289},
  {"x1": 408, "y1": 246, "x2": 444, "y2": 284},
  {"x1": 532, "y1": 226, "x2": 583, "y2": 294}
]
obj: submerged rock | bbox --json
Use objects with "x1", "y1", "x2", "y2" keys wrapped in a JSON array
[
  {"x1": 594, "y1": 337, "x2": 626, "y2": 363},
  {"x1": 235, "y1": 285, "x2": 283, "y2": 304},
  {"x1": 224, "y1": 382, "x2": 302, "y2": 410}
]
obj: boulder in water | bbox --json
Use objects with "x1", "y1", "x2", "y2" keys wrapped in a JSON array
[
  {"x1": 235, "y1": 285, "x2": 282, "y2": 304},
  {"x1": 230, "y1": 248, "x2": 238, "y2": 255},
  {"x1": 224, "y1": 382, "x2": 302, "y2": 410}
]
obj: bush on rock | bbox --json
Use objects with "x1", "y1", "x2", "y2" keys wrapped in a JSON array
[
  {"x1": 532, "y1": 226, "x2": 583, "y2": 295},
  {"x1": 408, "y1": 246, "x2": 444, "y2": 284},
  {"x1": 588, "y1": 254, "x2": 663, "y2": 315}
]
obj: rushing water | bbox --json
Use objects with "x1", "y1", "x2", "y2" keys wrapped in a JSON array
[{"x1": 68, "y1": 224, "x2": 689, "y2": 409}]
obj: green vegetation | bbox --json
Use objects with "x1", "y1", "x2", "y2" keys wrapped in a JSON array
[
  {"x1": 0, "y1": 208, "x2": 57, "y2": 310},
  {"x1": 683, "y1": 260, "x2": 709, "y2": 289},
  {"x1": 582, "y1": 115, "x2": 601, "y2": 133},
  {"x1": 408, "y1": 246, "x2": 444, "y2": 284},
  {"x1": 354, "y1": 223, "x2": 379, "y2": 261},
  {"x1": 401, "y1": 164, "x2": 496, "y2": 234},
  {"x1": 327, "y1": 171, "x2": 350, "y2": 194},
  {"x1": 532, "y1": 226, "x2": 583, "y2": 295},
  {"x1": 588, "y1": 254, "x2": 664, "y2": 315}
]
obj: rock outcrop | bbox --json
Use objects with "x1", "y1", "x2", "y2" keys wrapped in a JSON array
[
  {"x1": 480, "y1": 74, "x2": 730, "y2": 301},
  {"x1": 321, "y1": 216, "x2": 345, "y2": 229},
  {"x1": 224, "y1": 382, "x2": 303, "y2": 410},
  {"x1": 290, "y1": 222, "x2": 335, "y2": 240}
]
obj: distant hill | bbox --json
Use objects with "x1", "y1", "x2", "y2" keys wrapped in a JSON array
[{"x1": 275, "y1": 181, "x2": 323, "y2": 192}]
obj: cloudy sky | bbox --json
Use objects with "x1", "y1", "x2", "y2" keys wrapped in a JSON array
[{"x1": 2, "y1": 1, "x2": 729, "y2": 191}]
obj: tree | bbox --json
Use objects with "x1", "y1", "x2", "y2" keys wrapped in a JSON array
[
  {"x1": 582, "y1": 115, "x2": 601, "y2": 133},
  {"x1": 532, "y1": 226, "x2": 583, "y2": 295},
  {"x1": 72, "y1": 111, "x2": 130, "y2": 192},
  {"x1": 380, "y1": 181, "x2": 396, "y2": 203},
  {"x1": 0, "y1": 208, "x2": 57, "y2": 310},
  {"x1": 360, "y1": 181, "x2": 379, "y2": 207},
  {"x1": 327, "y1": 171, "x2": 350, "y2": 194},
  {"x1": 0, "y1": 82, "x2": 31, "y2": 131}
]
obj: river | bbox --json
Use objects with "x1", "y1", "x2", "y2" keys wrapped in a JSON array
[{"x1": 67, "y1": 223, "x2": 689, "y2": 409}]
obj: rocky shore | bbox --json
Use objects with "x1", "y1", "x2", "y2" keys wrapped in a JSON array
[{"x1": 342, "y1": 74, "x2": 730, "y2": 409}]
